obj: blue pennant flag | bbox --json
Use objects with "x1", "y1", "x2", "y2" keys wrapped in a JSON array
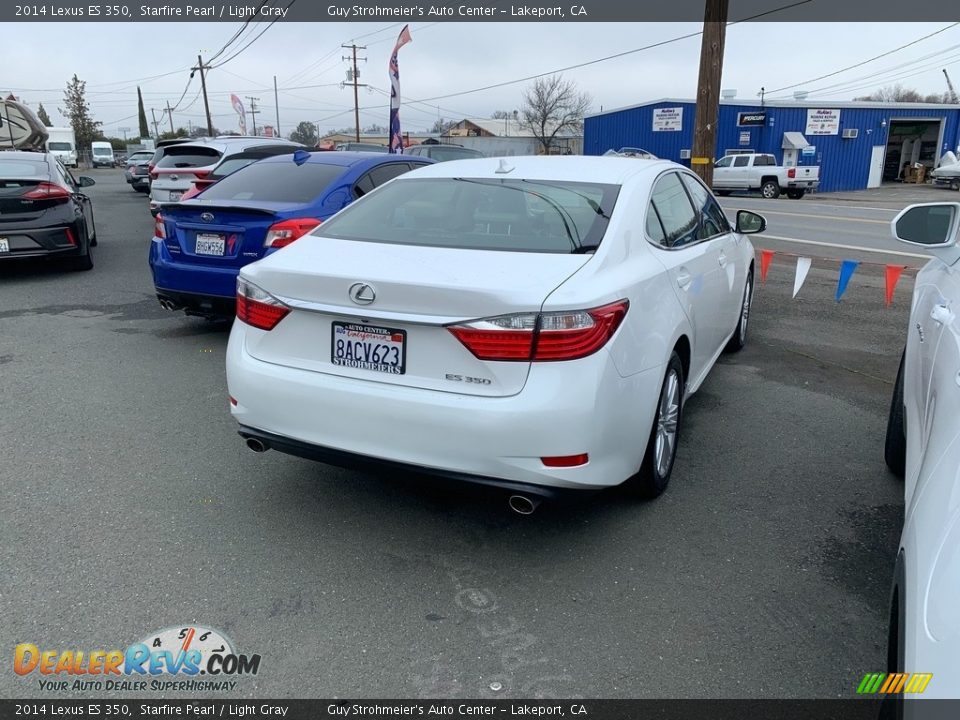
[{"x1": 836, "y1": 260, "x2": 860, "y2": 302}]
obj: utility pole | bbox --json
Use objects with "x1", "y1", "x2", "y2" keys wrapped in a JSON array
[
  {"x1": 342, "y1": 43, "x2": 367, "y2": 142},
  {"x1": 690, "y1": 0, "x2": 729, "y2": 187},
  {"x1": 273, "y1": 75, "x2": 281, "y2": 136},
  {"x1": 166, "y1": 100, "x2": 175, "y2": 134},
  {"x1": 192, "y1": 54, "x2": 214, "y2": 136},
  {"x1": 246, "y1": 96, "x2": 260, "y2": 136},
  {"x1": 150, "y1": 108, "x2": 160, "y2": 138}
]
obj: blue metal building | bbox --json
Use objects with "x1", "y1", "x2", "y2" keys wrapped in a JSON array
[{"x1": 584, "y1": 99, "x2": 960, "y2": 193}]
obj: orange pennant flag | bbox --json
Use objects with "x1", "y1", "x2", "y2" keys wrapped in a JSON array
[
  {"x1": 885, "y1": 265, "x2": 906, "y2": 307},
  {"x1": 760, "y1": 249, "x2": 775, "y2": 284}
]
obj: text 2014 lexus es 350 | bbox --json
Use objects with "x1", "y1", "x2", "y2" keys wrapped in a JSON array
[{"x1": 225, "y1": 156, "x2": 764, "y2": 507}]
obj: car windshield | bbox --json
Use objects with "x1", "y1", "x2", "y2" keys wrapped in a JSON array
[
  {"x1": 0, "y1": 160, "x2": 47, "y2": 178},
  {"x1": 313, "y1": 177, "x2": 620, "y2": 253},
  {"x1": 48, "y1": 142, "x2": 72, "y2": 151},
  {"x1": 93, "y1": 148, "x2": 112, "y2": 156},
  {"x1": 197, "y1": 161, "x2": 345, "y2": 203},
  {"x1": 157, "y1": 146, "x2": 222, "y2": 168}
]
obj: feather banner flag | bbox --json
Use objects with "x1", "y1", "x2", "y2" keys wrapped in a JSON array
[
  {"x1": 760, "y1": 249, "x2": 775, "y2": 284},
  {"x1": 836, "y1": 260, "x2": 860, "y2": 302},
  {"x1": 793, "y1": 257, "x2": 812, "y2": 298},
  {"x1": 885, "y1": 265, "x2": 907, "y2": 307},
  {"x1": 388, "y1": 24, "x2": 413, "y2": 154}
]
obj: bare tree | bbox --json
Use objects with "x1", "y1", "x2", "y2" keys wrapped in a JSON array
[
  {"x1": 854, "y1": 84, "x2": 950, "y2": 104},
  {"x1": 519, "y1": 75, "x2": 591, "y2": 154}
]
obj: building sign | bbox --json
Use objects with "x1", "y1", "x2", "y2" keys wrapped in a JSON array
[
  {"x1": 739, "y1": 131, "x2": 751, "y2": 146},
  {"x1": 802, "y1": 145, "x2": 816, "y2": 156},
  {"x1": 737, "y1": 112, "x2": 766, "y2": 127},
  {"x1": 806, "y1": 108, "x2": 841, "y2": 135},
  {"x1": 653, "y1": 107, "x2": 683, "y2": 132}
]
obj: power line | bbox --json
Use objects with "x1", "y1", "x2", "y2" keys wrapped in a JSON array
[
  {"x1": 209, "y1": 0, "x2": 297, "y2": 69},
  {"x1": 207, "y1": 0, "x2": 271, "y2": 64},
  {"x1": 765, "y1": 22, "x2": 960, "y2": 94}
]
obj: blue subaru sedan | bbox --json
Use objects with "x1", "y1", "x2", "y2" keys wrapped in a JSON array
[{"x1": 149, "y1": 151, "x2": 433, "y2": 318}]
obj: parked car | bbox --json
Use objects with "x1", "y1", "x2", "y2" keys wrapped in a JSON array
[
  {"x1": 178, "y1": 143, "x2": 306, "y2": 201},
  {"x1": 143, "y1": 138, "x2": 197, "y2": 197},
  {"x1": 149, "y1": 151, "x2": 434, "y2": 319},
  {"x1": 0, "y1": 151, "x2": 97, "y2": 271},
  {"x1": 44, "y1": 127, "x2": 78, "y2": 168},
  {"x1": 124, "y1": 151, "x2": 154, "y2": 188},
  {"x1": 713, "y1": 153, "x2": 820, "y2": 199},
  {"x1": 335, "y1": 142, "x2": 389, "y2": 153},
  {"x1": 225, "y1": 156, "x2": 764, "y2": 510},
  {"x1": 91, "y1": 141, "x2": 116, "y2": 168},
  {"x1": 884, "y1": 201, "x2": 960, "y2": 700},
  {"x1": 149, "y1": 138, "x2": 303, "y2": 216},
  {"x1": 930, "y1": 151, "x2": 960, "y2": 192},
  {"x1": 405, "y1": 144, "x2": 485, "y2": 161}
]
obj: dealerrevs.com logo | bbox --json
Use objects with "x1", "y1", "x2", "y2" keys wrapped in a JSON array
[{"x1": 14, "y1": 626, "x2": 261, "y2": 692}]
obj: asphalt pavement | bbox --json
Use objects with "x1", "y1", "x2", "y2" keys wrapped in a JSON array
[{"x1": 0, "y1": 169, "x2": 911, "y2": 700}]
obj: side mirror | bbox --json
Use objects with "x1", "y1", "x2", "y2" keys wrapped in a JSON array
[
  {"x1": 892, "y1": 202, "x2": 960, "y2": 265},
  {"x1": 736, "y1": 210, "x2": 766, "y2": 234},
  {"x1": 77, "y1": 176, "x2": 96, "y2": 187}
]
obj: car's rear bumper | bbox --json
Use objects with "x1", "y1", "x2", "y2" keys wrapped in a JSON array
[
  {"x1": 227, "y1": 322, "x2": 662, "y2": 491},
  {"x1": 0, "y1": 223, "x2": 87, "y2": 260},
  {"x1": 786, "y1": 180, "x2": 819, "y2": 189},
  {"x1": 149, "y1": 237, "x2": 239, "y2": 316}
]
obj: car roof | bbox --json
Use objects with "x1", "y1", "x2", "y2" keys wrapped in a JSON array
[
  {"x1": 256, "y1": 150, "x2": 433, "y2": 169},
  {"x1": 404, "y1": 155, "x2": 678, "y2": 184}
]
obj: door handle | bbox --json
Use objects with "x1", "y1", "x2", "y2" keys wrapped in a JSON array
[
  {"x1": 718, "y1": 252, "x2": 728, "y2": 268},
  {"x1": 931, "y1": 304, "x2": 954, "y2": 326},
  {"x1": 676, "y1": 271, "x2": 692, "y2": 289}
]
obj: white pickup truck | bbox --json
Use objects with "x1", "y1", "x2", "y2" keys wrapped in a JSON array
[{"x1": 712, "y1": 153, "x2": 820, "y2": 199}]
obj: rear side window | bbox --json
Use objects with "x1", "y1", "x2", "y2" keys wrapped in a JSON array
[
  {"x1": 198, "y1": 161, "x2": 346, "y2": 203},
  {"x1": 649, "y1": 173, "x2": 698, "y2": 248},
  {"x1": 157, "y1": 146, "x2": 222, "y2": 168},
  {"x1": 733, "y1": 156, "x2": 751, "y2": 167},
  {"x1": 315, "y1": 177, "x2": 620, "y2": 254},
  {"x1": 369, "y1": 163, "x2": 413, "y2": 186}
]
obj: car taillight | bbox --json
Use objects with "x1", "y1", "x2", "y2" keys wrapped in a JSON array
[
  {"x1": 154, "y1": 213, "x2": 166, "y2": 239},
  {"x1": 192, "y1": 169, "x2": 211, "y2": 179},
  {"x1": 65, "y1": 227, "x2": 77, "y2": 246},
  {"x1": 236, "y1": 277, "x2": 289, "y2": 331},
  {"x1": 22, "y1": 182, "x2": 71, "y2": 202},
  {"x1": 788, "y1": 168, "x2": 796, "y2": 178},
  {"x1": 148, "y1": 163, "x2": 157, "y2": 180},
  {"x1": 264, "y1": 218, "x2": 322, "y2": 249},
  {"x1": 449, "y1": 300, "x2": 628, "y2": 362}
]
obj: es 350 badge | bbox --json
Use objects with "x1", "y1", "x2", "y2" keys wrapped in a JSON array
[{"x1": 14, "y1": 625, "x2": 261, "y2": 692}]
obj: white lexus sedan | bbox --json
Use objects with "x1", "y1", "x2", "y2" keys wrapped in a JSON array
[
  {"x1": 225, "y1": 157, "x2": 763, "y2": 509},
  {"x1": 884, "y1": 202, "x2": 960, "y2": 700}
]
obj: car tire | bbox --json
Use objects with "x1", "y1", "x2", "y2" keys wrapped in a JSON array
[
  {"x1": 884, "y1": 350, "x2": 907, "y2": 478},
  {"x1": 951, "y1": 179, "x2": 960, "y2": 192},
  {"x1": 627, "y1": 352, "x2": 684, "y2": 499},
  {"x1": 786, "y1": 189, "x2": 805, "y2": 199},
  {"x1": 64, "y1": 248, "x2": 93, "y2": 272},
  {"x1": 760, "y1": 180, "x2": 781, "y2": 199},
  {"x1": 725, "y1": 271, "x2": 753, "y2": 353}
]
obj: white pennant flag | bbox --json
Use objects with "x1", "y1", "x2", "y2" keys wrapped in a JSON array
[{"x1": 793, "y1": 257, "x2": 812, "y2": 298}]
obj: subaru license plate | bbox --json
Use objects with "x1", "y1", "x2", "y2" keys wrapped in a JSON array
[
  {"x1": 331, "y1": 322, "x2": 406, "y2": 375},
  {"x1": 169, "y1": 191, "x2": 183, "y2": 201},
  {"x1": 195, "y1": 233, "x2": 225, "y2": 256}
]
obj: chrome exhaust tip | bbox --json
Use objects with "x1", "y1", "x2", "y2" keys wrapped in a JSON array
[
  {"x1": 245, "y1": 437, "x2": 267, "y2": 453},
  {"x1": 508, "y1": 494, "x2": 540, "y2": 516}
]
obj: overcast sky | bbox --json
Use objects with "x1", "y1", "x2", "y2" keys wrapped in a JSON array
[{"x1": 3, "y1": 21, "x2": 959, "y2": 138}]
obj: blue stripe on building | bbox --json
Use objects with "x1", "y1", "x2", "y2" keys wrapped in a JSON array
[{"x1": 584, "y1": 99, "x2": 960, "y2": 193}]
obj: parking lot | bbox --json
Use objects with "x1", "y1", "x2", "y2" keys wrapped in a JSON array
[{"x1": 1, "y1": 169, "x2": 911, "y2": 698}]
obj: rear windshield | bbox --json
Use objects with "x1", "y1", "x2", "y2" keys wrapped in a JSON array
[
  {"x1": 314, "y1": 177, "x2": 620, "y2": 253},
  {"x1": 48, "y1": 142, "x2": 72, "y2": 151},
  {"x1": 157, "y1": 146, "x2": 222, "y2": 169},
  {"x1": 198, "y1": 161, "x2": 345, "y2": 203},
  {"x1": 211, "y1": 152, "x2": 294, "y2": 179},
  {"x1": 0, "y1": 159, "x2": 47, "y2": 178}
]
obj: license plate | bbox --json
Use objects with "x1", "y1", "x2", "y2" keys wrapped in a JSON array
[
  {"x1": 331, "y1": 322, "x2": 406, "y2": 375},
  {"x1": 169, "y1": 191, "x2": 183, "y2": 201},
  {"x1": 195, "y1": 234, "x2": 225, "y2": 256},
  {"x1": 0, "y1": 238, "x2": 8, "y2": 253}
]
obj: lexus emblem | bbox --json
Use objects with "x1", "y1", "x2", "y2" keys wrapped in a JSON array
[
  {"x1": 348, "y1": 282, "x2": 376, "y2": 305},
  {"x1": 200, "y1": 212, "x2": 214, "y2": 223}
]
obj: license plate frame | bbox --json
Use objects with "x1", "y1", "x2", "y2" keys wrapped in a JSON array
[
  {"x1": 331, "y1": 322, "x2": 406, "y2": 375},
  {"x1": 195, "y1": 233, "x2": 225, "y2": 256},
  {"x1": 0, "y1": 238, "x2": 8, "y2": 253},
  {"x1": 168, "y1": 191, "x2": 183, "y2": 201}
]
